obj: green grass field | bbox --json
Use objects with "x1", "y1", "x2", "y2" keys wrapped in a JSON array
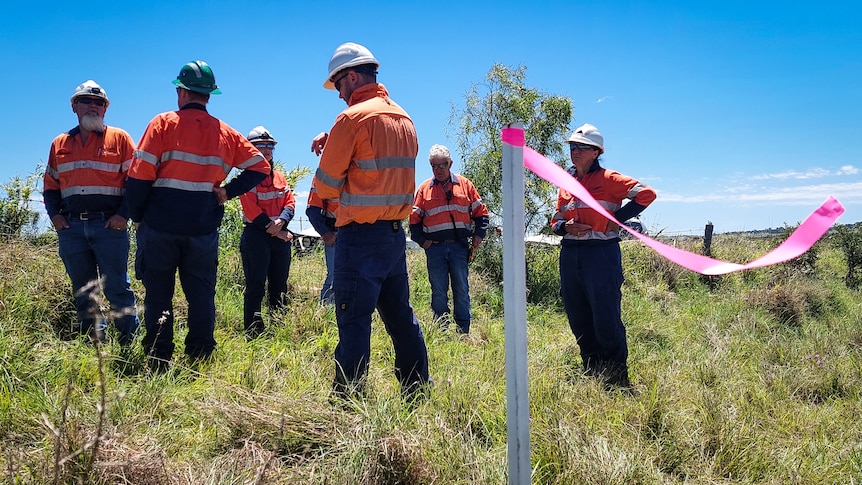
[{"x1": 1, "y1": 230, "x2": 860, "y2": 484}]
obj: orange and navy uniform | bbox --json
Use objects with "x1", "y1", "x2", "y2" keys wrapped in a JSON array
[
  {"x1": 551, "y1": 164, "x2": 656, "y2": 242},
  {"x1": 409, "y1": 174, "x2": 489, "y2": 245},
  {"x1": 125, "y1": 103, "x2": 270, "y2": 235},
  {"x1": 306, "y1": 182, "x2": 339, "y2": 236},
  {"x1": 239, "y1": 169, "x2": 296, "y2": 229},
  {"x1": 43, "y1": 126, "x2": 135, "y2": 218},
  {"x1": 312, "y1": 83, "x2": 417, "y2": 226}
]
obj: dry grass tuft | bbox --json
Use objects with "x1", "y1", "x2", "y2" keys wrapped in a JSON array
[{"x1": 363, "y1": 434, "x2": 435, "y2": 485}]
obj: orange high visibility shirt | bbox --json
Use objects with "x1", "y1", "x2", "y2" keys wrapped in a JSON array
[
  {"x1": 129, "y1": 108, "x2": 267, "y2": 189},
  {"x1": 43, "y1": 125, "x2": 135, "y2": 217},
  {"x1": 239, "y1": 170, "x2": 296, "y2": 224},
  {"x1": 313, "y1": 83, "x2": 417, "y2": 226},
  {"x1": 551, "y1": 167, "x2": 656, "y2": 241},
  {"x1": 410, "y1": 174, "x2": 489, "y2": 242},
  {"x1": 307, "y1": 183, "x2": 339, "y2": 219}
]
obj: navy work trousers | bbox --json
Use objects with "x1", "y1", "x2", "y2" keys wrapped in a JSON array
[
  {"x1": 559, "y1": 240, "x2": 628, "y2": 368},
  {"x1": 240, "y1": 225, "x2": 292, "y2": 332},
  {"x1": 138, "y1": 225, "x2": 219, "y2": 360},
  {"x1": 332, "y1": 220, "x2": 429, "y2": 393}
]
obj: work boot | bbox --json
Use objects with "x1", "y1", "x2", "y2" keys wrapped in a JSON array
[
  {"x1": 402, "y1": 378, "x2": 433, "y2": 405},
  {"x1": 146, "y1": 355, "x2": 170, "y2": 374},
  {"x1": 244, "y1": 309, "x2": 265, "y2": 340},
  {"x1": 597, "y1": 361, "x2": 631, "y2": 391},
  {"x1": 87, "y1": 326, "x2": 107, "y2": 345}
]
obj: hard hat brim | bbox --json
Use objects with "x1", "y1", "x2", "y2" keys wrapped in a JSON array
[
  {"x1": 323, "y1": 60, "x2": 380, "y2": 90},
  {"x1": 173, "y1": 79, "x2": 222, "y2": 95},
  {"x1": 567, "y1": 134, "x2": 603, "y2": 153}
]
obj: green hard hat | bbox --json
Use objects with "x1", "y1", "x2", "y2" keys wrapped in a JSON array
[{"x1": 172, "y1": 60, "x2": 222, "y2": 95}]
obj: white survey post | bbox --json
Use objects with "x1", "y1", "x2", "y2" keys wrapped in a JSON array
[{"x1": 502, "y1": 122, "x2": 530, "y2": 484}]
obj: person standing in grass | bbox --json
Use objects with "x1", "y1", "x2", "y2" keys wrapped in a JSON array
[
  {"x1": 551, "y1": 123, "x2": 656, "y2": 389},
  {"x1": 126, "y1": 61, "x2": 270, "y2": 371},
  {"x1": 238, "y1": 126, "x2": 296, "y2": 339},
  {"x1": 43, "y1": 80, "x2": 139, "y2": 346},
  {"x1": 310, "y1": 42, "x2": 430, "y2": 399},
  {"x1": 410, "y1": 144, "x2": 489, "y2": 334},
  {"x1": 306, "y1": 180, "x2": 338, "y2": 305}
]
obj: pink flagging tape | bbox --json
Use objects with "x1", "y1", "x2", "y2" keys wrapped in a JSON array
[{"x1": 501, "y1": 127, "x2": 845, "y2": 275}]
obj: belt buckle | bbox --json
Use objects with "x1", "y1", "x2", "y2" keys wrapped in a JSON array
[{"x1": 79, "y1": 212, "x2": 91, "y2": 221}]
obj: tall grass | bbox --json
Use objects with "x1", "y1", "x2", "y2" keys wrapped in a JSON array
[{"x1": 1, "y1": 231, "x2": 861, "y2": 483}]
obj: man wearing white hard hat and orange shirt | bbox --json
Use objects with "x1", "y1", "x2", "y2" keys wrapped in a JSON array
[
  {"x1": 310, "y1": 42, "x2": 430, "y2": 400},
  {"x1": 43, "y1": 80, "x2": 139, "y2": 346},
  {"x1": 551, "y1": 123, "x2": 656, "y2": 390}
]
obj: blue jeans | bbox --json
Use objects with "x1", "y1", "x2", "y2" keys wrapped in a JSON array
[
  {"x1": 138, "y1": 225, "x2": 219, "y2": 360},
  {"x1": 57, "y1": 219, "x2": 139, "y2": 342},
  {"x1": 240, "y1": 225, "x2": 292, "y2": 332},
  {"x1": 320, "y1": 242, "x2": 335, "y2": 304},
  {"x1": 559, "y1": 241, "x2": 628, "y2": 368},
  {"x1": 332, "y1": 221, "x2": 429, "y2": 393},
  {"x1": 424, "y1": 241, "x2": 471, "y2": 332}
]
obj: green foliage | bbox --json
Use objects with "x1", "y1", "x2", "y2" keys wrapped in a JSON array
[
  {"x1": 451, "y1": 64, "x2": 572, "y2": 234},
  {"x1": 776, "y1": 223, "x2": 820, "y2": 277},
  {"x1": 0, "y1": 169, "x2": 41, "y2": 240},
  {"x1": 280, "y1": 162, "x2": 313, "y2": 192},
  {"x1": 525, "y1": 244, "x2": 562, "y2": 307},
  {"x1": 831, "y1": 223, "x2": 862, "y2": 289},
  {"x1": 469, "y1": 234, "x2": 562, "y2": 307}
]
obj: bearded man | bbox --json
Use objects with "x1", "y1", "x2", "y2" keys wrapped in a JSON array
[{"x1": 43, "y1": 80, "x2": 139, "y2": 346}]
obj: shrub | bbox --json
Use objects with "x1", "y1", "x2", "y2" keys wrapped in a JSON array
[
  {"x1": 0, "y1": 170, "x2": 41, "y2": 241},
  {"x1": 831, "y1": 223, "x2": 862, "y2": 289},
  {"x1": 469, "y1": 232, "x2": 562, "y2": 307}
]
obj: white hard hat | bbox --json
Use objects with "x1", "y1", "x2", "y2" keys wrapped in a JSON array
[
  {"x1": 323, "y1": 42, "x2": 379, "y2": 90},
  {"x1": 248, "y1": 126, "x2": 277, "y2": 145},
  {"x1": 70, "y1": 80, "x2": 109, "y2": 107},
  {"x1": 567, "y1": 123, "x2": 604, "y2": 153}
]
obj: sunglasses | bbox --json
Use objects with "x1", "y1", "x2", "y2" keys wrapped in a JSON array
[
  {"x1": 76, "y1": 97, "x2": 106, "y2": 107},
  {"x1": 333, "y1": 71, "x2": 350, "y2": 91},
  {"x1": 569, "y1": 143, "x2": 596, "y2": 151},
  {"x1": 255, "y1": 143, "x2": 276, "y2": 149},
  {"x1": 430, "y1": 162, "x2": 449, "y2": 169}
]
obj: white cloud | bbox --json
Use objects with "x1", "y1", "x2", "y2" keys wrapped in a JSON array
[
  {"x1": 596, "y1": 96, "x2": 614, "y2": 104},
  {"x1": 751, "y1": 165, "x2": 858, "y2": 180},
  {"x1": 660, "y1": 181, "x2": 862, "y2": 205}
]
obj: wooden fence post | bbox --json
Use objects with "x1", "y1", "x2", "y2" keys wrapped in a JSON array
[{"x1": 703, "y1": 221, "x2": 714, "y2": 256}]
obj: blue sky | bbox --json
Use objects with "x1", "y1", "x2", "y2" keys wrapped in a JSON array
[{"x1": 1, "y1": 1, "x2": 859, "y2": 235}]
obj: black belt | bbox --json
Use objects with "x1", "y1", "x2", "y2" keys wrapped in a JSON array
[
  {"x1": 67, "y1": 211, "x2": 114, "y2": 221},
  {"x1": 432, "y1": 239, "x2": 457, "y2": 244},
  {"x1": 344, "y1": 220, "x2": 401, "y2": 231}
]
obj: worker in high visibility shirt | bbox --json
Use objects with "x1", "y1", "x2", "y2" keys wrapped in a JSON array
[
  {"x1": 410, "y1": 144, "x2": 489, "y2": 334},
  {"x1": 238, "y1": 126, "x2": 295, "y2": 339},
  {"x1": 551, "y1": 123, "x2": 656, "y2": 390},
  {"x1": 126, "y1": 61, "x2": 270, "y2": 372},
  {"x1": 305, "y1": 180, "x2": 338, "y2": 305},
  {"x1": 43, "y1": 80, "x2": 139, "y2": 346},
  {"x1": 311, "y1": 42, "x2": 430, "y2": 400}
]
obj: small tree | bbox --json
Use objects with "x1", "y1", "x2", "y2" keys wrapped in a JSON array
[
  {"x1": 450, "y1": 64, "x2": 572, "y2": 234},
  {"x1": 0, "y1": 170, "x2": 41, "y2": 240}
]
